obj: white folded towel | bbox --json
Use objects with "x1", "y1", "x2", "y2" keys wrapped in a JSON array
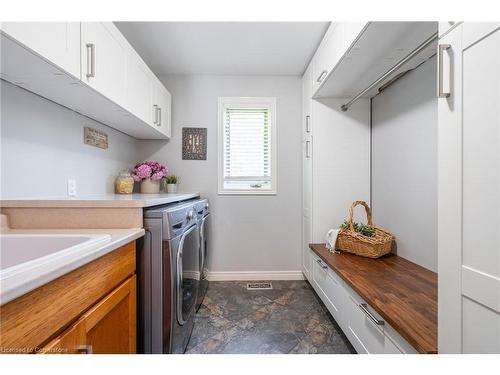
[{"x1": 325, "y1": 229, "x2": 340, "y2": 253}]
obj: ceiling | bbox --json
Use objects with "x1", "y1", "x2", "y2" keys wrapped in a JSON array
[{"x1": 115, "y1": 22, "x2": 329, "y2": 76}]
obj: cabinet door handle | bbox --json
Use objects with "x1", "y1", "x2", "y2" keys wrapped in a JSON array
[
  {"x1": 438, "y1": 44, "x2": 451, "y2": 98},
  {"x1": 158, "y1": 107, "x2": 162, "y2": 127},
  {"x1": 305, "y1": 140, "x2": 311, "y2": 158},
  {"x1": 86, "y1": 43, "x2": 95, "y2": 78},
  {"x1": 359, "y1": 303, "x2": 385, "y2": 326},
  {"x1": 153, "y1": 105, "x2": 158, "y2": 125},
  {"x1": 316, "y1": 70, "x2": 328, "y2": 83},
  {"x1": 316, "y1": 258, "x2": 328, "y2": 269},
  {"x1": 305, "y1": 115, "x2": 311, "y2": 133}
]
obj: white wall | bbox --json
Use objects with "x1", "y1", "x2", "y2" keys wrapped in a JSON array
[
  {"x1": 0, "y1": 81, "x2": 140, "y2": 198},
  {"x1": 312, "y1": 98, "x2": 371, "y2": 243},
  {"x1": 371, "y1": 57, "x2": 437, "y2": 272},
  {"x1": 138, "y1": 75, "x2": 303, "y2": 275}
]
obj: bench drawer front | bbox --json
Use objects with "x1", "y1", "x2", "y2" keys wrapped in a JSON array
[{"x1": 311, "y1": 255, "x2": 343, "y2": 324}]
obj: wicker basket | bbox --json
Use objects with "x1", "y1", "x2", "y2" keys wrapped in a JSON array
[{"x1": 336, "y1": 200, "x2": 394, "y2": 258}]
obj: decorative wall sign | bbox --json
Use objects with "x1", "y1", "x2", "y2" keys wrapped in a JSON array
[
  {"x1": 84, "y1": 127, "x2": 108, "y2": 149},
  {"x1": 182, "y1": 127, "x2": 207, "y2": 160}
]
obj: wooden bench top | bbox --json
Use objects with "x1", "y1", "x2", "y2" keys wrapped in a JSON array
[{"x1": 309, "y1": 243, "x2": 438, "y2": 354}]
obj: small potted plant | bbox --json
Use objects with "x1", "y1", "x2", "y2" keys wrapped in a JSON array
[
  {"x1": 132, "y1": 161, "x2": 168, "y2": 194},
  {"x1": 165, "y1": 175, "x2": 178, "y2": 193}
]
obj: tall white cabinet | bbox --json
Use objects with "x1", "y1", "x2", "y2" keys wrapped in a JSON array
[
  {"x1": 302, "y1": 64, "x2": 313, "y2": 278},
  {"x1": 301, "y1": 25, "x2": 371, "y2": 279},
  {"x1": 438, "y1": 22, "x2": 500, "y2": 353}
]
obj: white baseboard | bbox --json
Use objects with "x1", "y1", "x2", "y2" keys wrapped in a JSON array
[{"x1": 206, "y1": 270, "x2": 305, "y2": 281}]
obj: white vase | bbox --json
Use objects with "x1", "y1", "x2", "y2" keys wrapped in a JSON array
[
  {"x1": 167, "y1": 183, "x2": 178, "y2": 194},
  {"x1": 140, "y1": 179, "x2": 160, "y2": 194}
]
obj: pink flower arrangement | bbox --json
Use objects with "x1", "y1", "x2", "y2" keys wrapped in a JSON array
[{"x1": 132, "y1": 161, "x2": 168, "y2": 182}]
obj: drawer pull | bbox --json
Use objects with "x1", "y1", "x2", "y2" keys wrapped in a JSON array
[
  {"x1": 316, "y1": 258, "x2": 328, "y2": 270},
  {"x1": 359, "y1": 303, "x2": 385, "y2": 326}
]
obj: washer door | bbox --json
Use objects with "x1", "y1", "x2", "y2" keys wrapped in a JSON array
[{"x1": 176, "y1": 224, "x2": 200, "y2": 325}]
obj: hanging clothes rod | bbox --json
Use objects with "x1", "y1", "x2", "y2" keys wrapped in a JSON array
[{"x1": 340, "y1": 31, "x2": 439, "y2": 112}]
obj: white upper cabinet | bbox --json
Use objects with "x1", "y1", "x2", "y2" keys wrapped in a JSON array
[
  {"x1": 125, "y1": 48, "x2": 154, "y2": 126},
  {"x1": 81, "y1": 23, "x2": 127, "y2": 108},
  {"x1": 312, "y1": 23, "x2": 343, "y2": 92},
  {"x1": 1, "y1": 22, "x2": 172, "y2": 140},
  {"x1": 311, "y1": 22, "x2": 368, "y2": 94},
  {"x1": 0, "y1": 22, "x2": 80, "y2": 79},
  {"x1": 152, "y1": 77, "x2": 172, "y2": 138},
  {"x1": 313, "y1": 22, "x2": 436, "y2": 101}
]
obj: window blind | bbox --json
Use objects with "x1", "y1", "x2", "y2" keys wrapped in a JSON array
[{"x1": 223, "y1": 108, "x2": 271, "y2": 189}]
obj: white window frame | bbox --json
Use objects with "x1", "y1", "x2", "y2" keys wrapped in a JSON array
[{"x1": 218, "y1": 97, "x2": 277, "y2": 195}]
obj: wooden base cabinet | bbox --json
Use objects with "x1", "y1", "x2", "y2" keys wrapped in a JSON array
[
  {"x1": 0, "y1": 242, "x2": 136, "y2": 354},
  {"x1": 42, "y1": 276, "x2": 136, "y2": 354}
]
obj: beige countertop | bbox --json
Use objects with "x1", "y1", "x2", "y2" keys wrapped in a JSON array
[
  {"x1": 0, "y1": 227, "x2": 145, "y2": 305},
  {"x1": 0, "y1": 192, "x2": 200, "y2": 208}
]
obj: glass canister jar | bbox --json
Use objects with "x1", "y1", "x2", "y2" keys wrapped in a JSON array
[{"x1": 115, "y1": 171, "x2": 134, "y2": 194}]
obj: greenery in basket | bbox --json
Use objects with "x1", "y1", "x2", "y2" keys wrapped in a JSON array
[
  {"x1": 341, "y1": 221, "x2": 376, "y2": 237},
  {"x1": 165, "y1": 175, "x2": 178, "y2": 184}
]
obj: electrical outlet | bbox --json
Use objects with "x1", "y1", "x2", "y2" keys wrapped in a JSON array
[{"x1": 67, "y1": 179, "x2": 77, "y2": 197}]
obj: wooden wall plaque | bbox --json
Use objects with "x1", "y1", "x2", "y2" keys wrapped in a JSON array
[{"x1": 84, "y1": 127, "x2": 108, "y2": 149}]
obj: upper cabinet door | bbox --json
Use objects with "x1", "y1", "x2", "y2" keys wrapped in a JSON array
[
  {"x1": 0, "y1": 22, "x2": 80, "y2": 78},
  {"x1": 153, "y1": 78, "x2": 172, "y2": 138},
  {"x1": 125, "y1": 49, "x2": 154, "y2": 126},
  {"x1": 312, "y1": 23, "x2": 344, "y2": 92},
  {"x1": 81, "y1": 23, "x2": 127, "y2": 107}
]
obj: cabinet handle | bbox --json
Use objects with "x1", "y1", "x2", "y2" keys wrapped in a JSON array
[
  {"x1": 153, "y1": 105, "x2": 158, "y2": 125},
  {"x1": 158, "y1": 107, "x2": 162, "y2": 127},
  {"x1": 316, "y1": 70, "x2": 328, "y2": 83},
  {"x1": 316, "y1": 258, "x2": 328, "y2": 270},
  {"x1": 305, "y1": 115, "x2": 311, "y2": 133},
  {"x1": 438, "y1": 44, "x2": 451, "y2": 98},
  {"x1": 86, "y1": 43, "x2": 95, "y2": 78},
  {"x1": 305, "y1": 140, "x2": 311, "y2": 158},
  {"x1": 359, "y1": 303, "x2": 385, "y2": 326},
  {"x1": 77, "y1": 345, "x2": 93, "y2": 354}
]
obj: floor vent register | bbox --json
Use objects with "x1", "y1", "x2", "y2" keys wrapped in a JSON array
[{"x1": 246, "y1": 282, "x2": 273, "y2": 290}]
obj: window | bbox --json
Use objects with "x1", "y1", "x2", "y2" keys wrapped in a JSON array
[{"x1": 218, "y1": 97, "x2": 277, "y2": 195}]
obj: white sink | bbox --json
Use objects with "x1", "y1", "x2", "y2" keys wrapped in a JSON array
[{"x1": 0, "y1": 234, "x2": 111, "y2": 272}]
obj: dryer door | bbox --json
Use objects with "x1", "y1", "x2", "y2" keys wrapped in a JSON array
[{"x1": 175, "y1": 223, "x2": 200, "y2": 325}]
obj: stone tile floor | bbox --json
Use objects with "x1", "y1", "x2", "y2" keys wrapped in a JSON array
[{"x1": 186, "y1": 280, "x2": 356, "y2": 354}]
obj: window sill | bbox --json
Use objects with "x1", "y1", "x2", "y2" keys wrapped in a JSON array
[{"x1": 218, "y1": 189, "x2": 277, "y2": 196}]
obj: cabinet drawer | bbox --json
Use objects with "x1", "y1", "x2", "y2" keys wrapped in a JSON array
[
  {"x1": 311, "y1": 255, "x2": 343, "y2": 324},
  {"x1": 344, "y1": 286, "x2": 402, "y2": 354}
]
